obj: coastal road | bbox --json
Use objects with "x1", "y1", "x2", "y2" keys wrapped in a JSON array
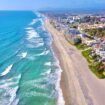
[{"x1": 45, "y1": 19, "x2": 105, "y2": 105}]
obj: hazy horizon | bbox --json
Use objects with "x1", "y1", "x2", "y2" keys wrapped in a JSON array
[{"x1": 0, "y1": 0, "x2": 105, "y2": 10}]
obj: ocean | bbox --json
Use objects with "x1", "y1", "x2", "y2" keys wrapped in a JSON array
[{"x1": 0, "y1": 11, "x2": 64, "y2": 105}]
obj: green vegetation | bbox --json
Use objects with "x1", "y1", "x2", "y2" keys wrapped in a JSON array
[
  {"x1": 82, "y1": 49, "x2": 93, "y2": 63},
  {"x1": 69, "y1": 24, "x2": 78, "y2": 29},
  {"x1": 82, "y1": 49, "x2": 105, "y2": 79},
  {"x1": 84, "y1": 28, "x2": 105, "y2": 38},
  {"x1": 65, "y1": 33, "x2": 105, "y2": 79},
  {"x1": 75, "y1": 43, "x2": 88, "y2": 50},
  {"x1": 89, "y1": 62, "x2": 105, "y2": 79}
]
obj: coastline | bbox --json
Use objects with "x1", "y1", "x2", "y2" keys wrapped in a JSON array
[
  {"x1": 49, "y1": 31, "x2": 65, "y2": 105},
  {"x1": 52, "y1": 42, "x2": 67, "y2": 105},
  {"x1": 45, "y1": 19, "x2": 65, "y2": 105},
  {"x1": 44, "y1": 18, "x2": 101, "y2": 105},
  {"x1": 44, "y1": 19, "x2": 87, "y2": 105}
]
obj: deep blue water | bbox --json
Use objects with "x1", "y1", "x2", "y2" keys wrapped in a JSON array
[{"x1": 0, "y1": 11, "x2": 62, "y2": 105}]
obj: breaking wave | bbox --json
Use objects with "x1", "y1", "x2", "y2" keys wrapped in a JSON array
[
  {"x1": 0, "y1": 64, "x2": 13, "y2": 76},
  {"x1": 0, "y1": 74, "x2": 21, "y2": 105},
  {"x1": 18, "y1": 52, "x2": 27, "y2": 58},
  {"x1": 27, "y1": 29, "x2": 39, "y2": 40}
]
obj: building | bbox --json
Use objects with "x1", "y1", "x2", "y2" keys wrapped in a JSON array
[{"x1": 65, "y1": 30, "x2": 81, "y2": 44}]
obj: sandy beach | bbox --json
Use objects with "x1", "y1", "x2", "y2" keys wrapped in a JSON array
[{"x1": 45, "y1": 19, "x2": 105, "y2": 105}]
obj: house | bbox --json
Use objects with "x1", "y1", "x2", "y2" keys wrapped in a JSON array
[
  {"x1": 92, "y1": 43, "x2": 105, "y2": 61},
  {"x1": 65, "y1": 30, "x2": 81, "y2": 45},
  {"x1": 82, "y1": 37, "x2": 96, "y2": 46},
  {"x1": 99, "y1": 47, "x2": 105, "y2": 59}
]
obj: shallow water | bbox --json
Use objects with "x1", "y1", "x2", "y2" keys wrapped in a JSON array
[{"x1": 0, "y1": 11, "x2": 63, "y2": 105}]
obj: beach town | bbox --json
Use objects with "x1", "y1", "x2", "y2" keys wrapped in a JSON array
[
  {"x1": 44, "y1": 12, "x2": 105, "y2": 105},
  {"x1": 44, "y1": 12, "x2": 105, "y2": 78}
]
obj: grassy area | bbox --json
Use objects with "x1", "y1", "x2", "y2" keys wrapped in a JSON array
[
  {"x1": 82, "y1": 49, "x2": 93, "y2": 63},
  {"x1": 75, "y1": 43, "x2": 88, "y2": 50},
  {"x1": 82, "y1": 49, "x2": 105, "y2": 79},
  {"x1": 84, "y1": 28, "x2": 105, "y2": 38},
  {"x1": 64, "y1": 35, "x2": 105, "y2": 79},
  {"x1": 69, "y1": 24, "x2": 78, "y2": 29},
  {"x1": 89, "y1": 62, "x2": 105, "y2": 79}
]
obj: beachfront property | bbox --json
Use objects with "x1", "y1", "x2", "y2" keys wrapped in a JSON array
[
  {"x1": 46, "y1": 12, "x2": 105, "y2": 64},
  {"x1": 65, "y1": 29, "x2": 81, "y2": 44},
  {"x1": 82, "y1": 37, "x2": 96, "y2": 46},
  {"x1": 78, "y1": 23, "x2": 105, "y2": 31},
  {"x1": 92, "y1": 42, "x2": 105, "y2": 61},
  {"x1": 42, "y1": 9, "x2": 105, "y2": 105}
]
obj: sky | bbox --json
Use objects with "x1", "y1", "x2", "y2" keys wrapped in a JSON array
[{"x1": 0, "y1": 0, "x2": 105, "y2": 10}]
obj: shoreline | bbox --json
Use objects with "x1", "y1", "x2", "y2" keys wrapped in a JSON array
[
  {"x1": 52, "y1": 43, "x2": 67, "y2": 105},
  {"x1": 49, "y1": 33, "x2": 65, "y2": 105},
  {"x1": 45, "y1": 19, "x2": 65, "y2": 105},
  {"x1": 44, "y1": 18, "x2": 67, "y2": 104},
  {"x1": 44, "y1": 19, "x2": 88, "y2": 105},
  {"x1": 44, "y1": 18, "x2": 101, "y2": 105}
]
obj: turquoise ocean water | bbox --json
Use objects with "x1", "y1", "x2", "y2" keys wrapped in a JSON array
[{"x1": 0, "y1": 11, "x2": 64, "y2": 105}]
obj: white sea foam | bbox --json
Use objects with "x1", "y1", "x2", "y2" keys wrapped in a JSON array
[
  {"x1": 44, "y1": 62, "x2": 51, "y2": 66},
  {"x1": 35, "y1": 52, "x2": 45, "y2": 56},
  {"x1": 30, "y1": 11, "x2": 44, "y2": 25},
  {"x1": 22, "y1": 82, "x2": 46, "y2": 90},
  {"x1": 0, "y1": 74, "x2": 21, "y2": 105},
  {"x1": 27, "y1": 44, "x2": 35, "y2": 48},
  {"x1": 44, "y1": 50, "x2": 50, "y2": 55},
  {"x1": 23, "y1": 77, "x2": 47, "y2": 85},
  {"x1": 35, "y1": 50, "x2": 50, "y2": 56},
  {"x1": 25, "y1": 27, "x2": 33, "y2": 30},
  {"x1": 27, "y1": 43, "x2": 44, "y2": 48},
  {"x1": 36, "y1": 13, "x2": 41, "y2": 18},
  {"x1": 0, "y1": 81, "x2": 18, "y2": 88},
  {"x1": 0, "y1": 74, "x2": 21, "y2": 87},
  {"x1": 8, "y1": 86, "x2": 19, "y2": 105},
  {"x1": 56, "y1": 69, "x2": 65, "y2": 105},
  {"x1": 11, "y1": 98, "x2": 19, "y2": 105},
  {"x1": 40, "y1": 69, "x2": 51, "y2": 76},
  {"x1": 34, "y1": 12, "x2": 44, "y2": 24},
  {"x1": 35, "y1": 43, "x2": 44, "y2": 48},
  {"x1": 0, "y1": 74, "x2": 21, "y2": 84},
  {"x1": 39, "y1": 18, "x2": 44, "y2": 25},
  {"x1": 33, "y1": 84, "x2": 46, "y2": 89},
  {"x1": 29, "y1": 19, "x2": 37, "y2": 25},
  {"x1": 25, "y1": 91, "x2": 48, "y2": 97},
  {"x1": 52, "y1": 52, "x2": 65, "y2": 105},
  {"x1": 19, "y1": 52, "x2": 27, "y2": 58},
  {"x1": 27, "y1": 29, "x2": 39, "y2": 40},
  {"x1": 0, "y1": 64, "x2": 13, "y2": 76}
]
